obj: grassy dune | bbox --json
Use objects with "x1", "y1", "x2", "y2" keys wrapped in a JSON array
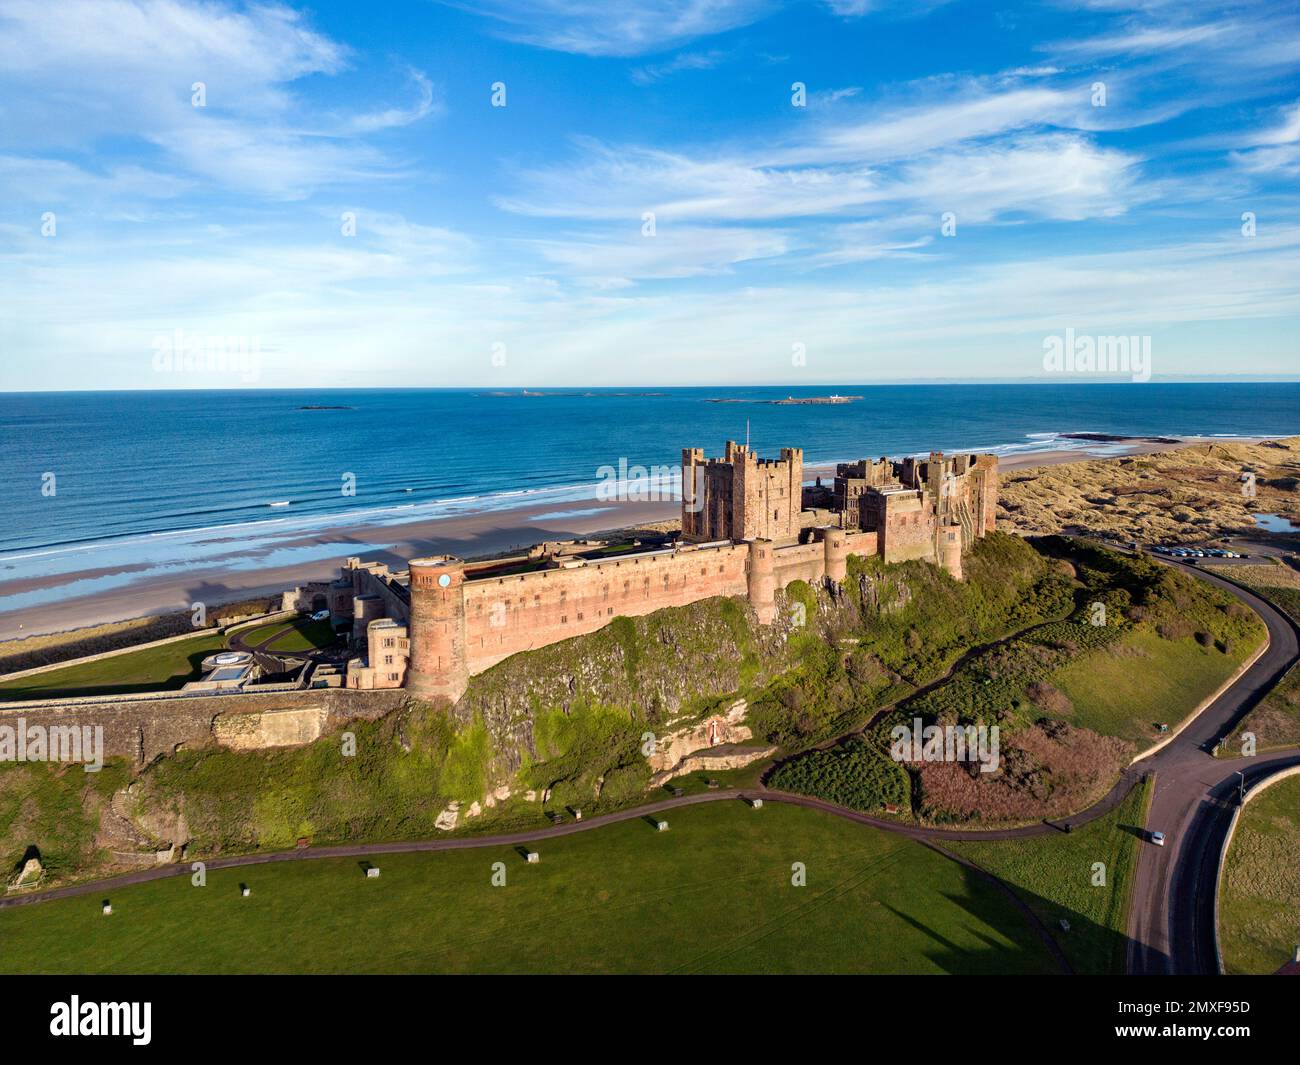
[{"x1": 998, "y1": 436, "x2": 1300, "y2": 543}]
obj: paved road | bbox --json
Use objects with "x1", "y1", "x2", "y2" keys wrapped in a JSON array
[
  {"x1": 0, "y1": 784, "x2": 1111, "y2": 911},
  {"x1": 5, "y1": 550, "x2": 1296, "y2": 978},
  {"x1": 1124, "y1": 559, "x2": 1300, "y2": 975}
]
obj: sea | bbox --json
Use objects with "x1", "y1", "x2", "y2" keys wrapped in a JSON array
[{"x1": 1, "y1": 383, "x2": 1298, "y2": 616}]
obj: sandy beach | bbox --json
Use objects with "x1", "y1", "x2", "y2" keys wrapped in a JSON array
[{"x1": 0, "y1": 436, "x2": 1252, "y2": 642}]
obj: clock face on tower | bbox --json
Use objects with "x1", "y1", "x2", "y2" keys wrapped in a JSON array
[{"x1": 438, "y1": 573, "x2": 451, "y2": 588}]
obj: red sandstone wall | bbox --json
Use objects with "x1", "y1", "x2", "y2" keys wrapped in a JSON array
[
  {"x1": 843, "y1": 531, "x2": 878, "y2": 559},
  {"x1": 459, "y1": 545, "x2": 751, "y2": 673},
  {"x1": 877, "y1": 495, "x2": 934, "y2": 562},
  {"x1": 771, "y1": 541, "x2": 824, "y2": 586}
]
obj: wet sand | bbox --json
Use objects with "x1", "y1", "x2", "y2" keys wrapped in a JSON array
[{"x1": 0, "y1": 437, "x2": 1240, "y2": 642}]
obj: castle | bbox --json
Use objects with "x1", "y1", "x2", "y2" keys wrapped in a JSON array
[{"x1": 289, "y1": 442, "x2": 997, "y2": 704}]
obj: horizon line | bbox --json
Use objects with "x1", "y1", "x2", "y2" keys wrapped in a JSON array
[{"x1": 5, "y1": 375, "x2": 1300, "y2": 395}]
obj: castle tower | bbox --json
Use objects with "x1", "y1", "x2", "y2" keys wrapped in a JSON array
[
  {"x1": 972, "y1": 454, "x2": 999, "y2": 536},
  {"x1": 683, "y1": 441, "x2": 803, "y2": 543},
  {"x1": 822, "y1": 527, "x2": 849, "y2": 583},
  {"x1": 681, "y1": 447, "x2": 705, "y2": 539},
  {"x1": 940, "y1": 526, "x2": 963, "y2": 580},
  {"x1": 747, "y1": 538, "x2": 777, "y2": 624},
  {"x1": 407, "y1": 556, "x2": 469, "y2": 704}
]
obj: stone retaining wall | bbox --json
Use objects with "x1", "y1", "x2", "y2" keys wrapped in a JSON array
[{"x1": 0, "y1": 687, "x2": 407, "y2": 765}]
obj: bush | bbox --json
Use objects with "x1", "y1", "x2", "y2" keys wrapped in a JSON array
[
  {"x1": 1026, "y1": 681, "x2": 1073, "y2": 716},
  {"x1": 768, "y1": 736, "x2": 909, "y2": 812}
]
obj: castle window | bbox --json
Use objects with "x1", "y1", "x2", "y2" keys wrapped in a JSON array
[
  {"x1": 607, "y1": 607, "x2": 613, "y2": 615},
  {"x1": 561, "y1": 615, "x2": 568, "y2": 624},
  {"x1": 577, "y1": 612, "x2": 584, "y2": 620},
  {"x1": 384, "y1": 655, "x2": 393, "y2": 665}
]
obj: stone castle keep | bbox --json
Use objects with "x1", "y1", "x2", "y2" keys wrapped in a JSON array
[{"x1": 307, "y1": 442, "x2": 998, "y2": 703}]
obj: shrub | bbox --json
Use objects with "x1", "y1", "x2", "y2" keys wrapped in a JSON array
[
  {"x1": 1025, "y1": 681, "x2": 1073, "y2": 716},
  {"x1": 768, "y1": 736, "x2": 910, "y2": 812}
]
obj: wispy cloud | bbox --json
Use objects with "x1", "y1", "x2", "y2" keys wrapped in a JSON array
[
  {"x1": 0, "y1": 0, "x2": 438, "y2": 200},
  {"x1": 630, "y1": 50, "x2": 727, "y2": 84},
  {"x1": 449, "y1": 0, "x2": 776, "y2": 57}
]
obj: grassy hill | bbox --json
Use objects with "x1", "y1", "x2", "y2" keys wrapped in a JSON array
[{"x1": 766, "y1": 540, "x2": 1262, "y2": 824}]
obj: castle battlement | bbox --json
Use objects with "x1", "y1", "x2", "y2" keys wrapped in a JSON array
[{"x1": 328, "y1": 439, "x2": 997, "y2": 704}]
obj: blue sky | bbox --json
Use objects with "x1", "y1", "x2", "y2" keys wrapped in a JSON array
[{"x1": 1, "y1": 0, "x2": 1297, "y2": 389}]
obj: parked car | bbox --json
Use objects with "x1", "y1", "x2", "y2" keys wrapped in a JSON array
[
  {"x1": 1151, "y1": 830, "x2": 1166, "y2": 847},
  {"x1": 310, "y1": 610, "x2": 330, "y2": 621}
]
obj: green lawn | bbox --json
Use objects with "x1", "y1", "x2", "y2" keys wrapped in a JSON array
[
  {"x1": 0, "y1": 801, "x2": 1059, "y2": 975},
  {"x1": 232, "y1": 617, "x2": 336, "y2": 653},
  {"x1": 1053, "y1": 629, "x2": 1255, "y2": 746},
  {"x1": 232, "y1": 619, "x2": 298, "y2": 648},
  {"x1": 1219, "y1": 773, "x2": 1300, "y2": 975},
  {"x1": 947, "y1": 776, "x2": 1151, "y2": 975},
  {"x1": 266, "y1": 619, "x2": 336, "y2": 653},
  {"x1": 0, "y1": 631, "x2": 228, "y2": 701}
]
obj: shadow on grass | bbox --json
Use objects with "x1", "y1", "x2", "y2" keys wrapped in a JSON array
[{"x1": 898, "y1": 865, "x2": 1147, "y2": 976}]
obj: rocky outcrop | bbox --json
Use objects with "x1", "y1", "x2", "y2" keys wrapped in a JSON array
[
  {"x1": 646, "y1": 698, "x2": 774, "y2": 784},
  {"x1": 650, "y1": 743, "x2": 776, "y2": 785},
  {"x1": 434, "y1": 801, "x2": 461, "y2": 831},
  {"x1": 648, "y1": 699, "x2": 753, "y2": 773},
  {"x1": 7, "y1": 856, "x2": 42, "y2": 891}
]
